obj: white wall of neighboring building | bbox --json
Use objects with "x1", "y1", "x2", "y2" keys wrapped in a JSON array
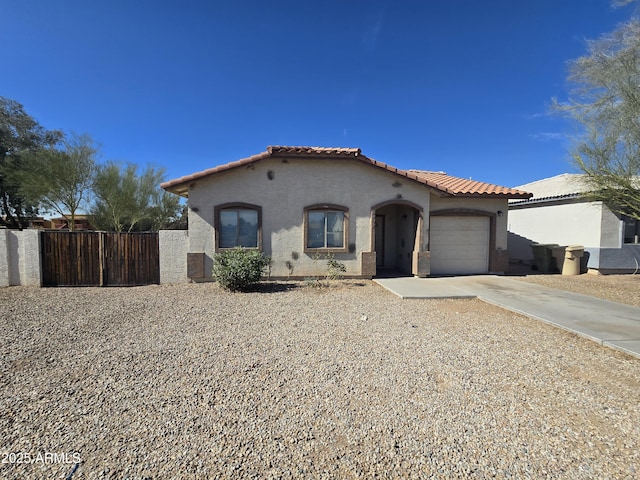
[
  {"x1": 509, "y1": 202, "x2": 606, "y2": 249},
  {"x1": 507, "y1": 173, "x2": 640, "y2": 272},
  {"x1": 599, "y1": 204, "x2": 624, "y2": 248}
]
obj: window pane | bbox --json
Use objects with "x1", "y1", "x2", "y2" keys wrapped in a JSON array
[
  {"x1": 307, "y1": 211, "x2": 326, "y2": 248},
  {"x1": 326, "y1": 211, "x2": 344, "y2": 248},
  {"x1": 238, "y1": 209, "x2": 258, "y2": 247},
  {"x1": 219, "y1": 210, "x2": 238, "y2": 248},
  {"x1": 624, "y1": 216, "x2": 639, "y2": 244}
]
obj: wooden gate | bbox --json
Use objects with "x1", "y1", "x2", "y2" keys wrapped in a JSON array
[
  {"x1": 102, "y1": 232, "x2": 159, "y2": 286},
  {"x1": 41, "y1": 231, "x2": 159, "y2": 287},
  {"x1": 41, "y1": 231, "x2": 101, "y2": 286}
]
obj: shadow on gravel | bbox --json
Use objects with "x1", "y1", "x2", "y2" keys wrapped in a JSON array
[{"x1": 249, "y1": 282, "x2": 299, "y2": 293}]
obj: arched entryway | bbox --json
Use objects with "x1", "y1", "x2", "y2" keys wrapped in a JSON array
[{"x1": 370, "y1": 200, "x2": 425, "y2": 276}]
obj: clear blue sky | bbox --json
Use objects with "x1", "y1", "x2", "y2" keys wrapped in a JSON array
[{"x1": 1, "y1": 0, "x2": 634, "y2": 188}]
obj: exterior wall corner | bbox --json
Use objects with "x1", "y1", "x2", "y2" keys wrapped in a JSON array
[
  {"x1": 361, "y1": 251, "x2": 376, "y2": 277},
  {"x1": 491, "y1": 248, "x2": 509, "y2": 273},
  {"x1": 0, "y1": 229, "x2": 9, "y2": 287},
  {"x1": 413, "y1": 250, "x2": 430, "y2": 277}
]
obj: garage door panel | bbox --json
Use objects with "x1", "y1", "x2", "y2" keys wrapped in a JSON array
[{"x1": 430, "y1": 216, "x2": 489, "y2": 275}]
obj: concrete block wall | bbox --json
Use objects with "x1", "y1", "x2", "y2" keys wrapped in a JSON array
[
  {"x1": 0, "y1": 229, "x2": 9, "y2": 287},
  {"x1": 159, "y1": 230, "x2": 189, "y2": 284},
  {"x1": 0, "y1": 228, "x2": 42, "y2": 286}
]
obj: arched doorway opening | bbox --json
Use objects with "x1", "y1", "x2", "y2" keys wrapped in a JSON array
[{"x1": 371, "y1": 200, "x2": 424, "y2": 276}]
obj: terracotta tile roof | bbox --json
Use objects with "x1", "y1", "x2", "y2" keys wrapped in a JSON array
[
  {"x1": 161, "y1": 146, "x2": 532, "y2": 199},
  {"x1": 269, "y1": 146, "x2": 362, "y2": 156},
  {"x1": 407, "y1": 170, "x2": 532, "y2": 198}
]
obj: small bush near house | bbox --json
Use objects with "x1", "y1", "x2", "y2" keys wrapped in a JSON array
[
  {"x1": 326, "y1": 253, "x2": 347, "y2": 281},
  {"x1": 304, "y1": 252, "x2": 347, "y2": 287},
  {"x1": 212, "y1": 247, "x2": 271, "y2": 292}
]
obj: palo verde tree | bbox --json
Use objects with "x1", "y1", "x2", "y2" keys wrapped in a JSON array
[
  {"x1": 553, "y1": 19, "x2": 640, "y2": 221},
  {"x1": 0, "y1": 97, "x2": 62, "y2": 229},
  {"x1": 16, "y1": 133, "x2": 97, "y2": 231},
  {"x1": 91, "y1": 161, "x2": 181, "y2": 232}
]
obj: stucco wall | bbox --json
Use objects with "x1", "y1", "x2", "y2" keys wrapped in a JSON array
[
  {"x1": 599, "y1": 244, "x2": 640, "y2": 273},
  {"x1": 159, "y1": 230, "x2": 189, "y2": 284},
  {"x1": 599, "y1": 204, "x2": 624, "y2": 249},
  {"x1": 186, "y1": 157, "x2": 432, "y2": 278},
  {"x1": 1, "y1": 229, "x2": 42, "y2": 286},
  {"x1": 0, "y1": 229, "x2": 9, "y2": 287},
  {"x1": 508, "y1": 201, "x2": 605, "y2": 250}
]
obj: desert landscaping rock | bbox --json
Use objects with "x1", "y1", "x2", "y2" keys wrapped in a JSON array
[
  {"x1": 1, "y1": 282, "x2": 638, "y2": 479},
  {"x1": 515, "y1": 273, "x2": 640, "y2": 308}
]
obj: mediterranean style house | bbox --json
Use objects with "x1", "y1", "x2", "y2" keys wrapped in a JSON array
[{"x1": 161, "y1": 146, "x2": 531, "y2": 280}]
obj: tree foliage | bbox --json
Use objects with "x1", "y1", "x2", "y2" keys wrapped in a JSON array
[
  {"x1": 164, "y1": 204, "x2": 188, "y2": 230},
  {"x1": 554, "y1": 19, "x2": 640, "y2": 221},
  {"x1": 16, "y1": 133, "x2": 97, "y2": 231},
  {"x1": 1, "y1": 96, "x2": 180, "y2": 232},
  {"x1": 0, "y1": 97, "x2": 62, "y2": 228},
  {"x1": 91, "y1": 162, "x2": 181, "y2": 231}
]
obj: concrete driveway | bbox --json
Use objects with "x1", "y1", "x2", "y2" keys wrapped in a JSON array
[{"x1": 374, "y1": 275, "x2": 640, "y2": 359}]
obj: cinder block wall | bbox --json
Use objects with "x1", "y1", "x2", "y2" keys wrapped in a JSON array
[
  {"x1": 0, "y1": 229, "x2": 9, "y2": 287},
  {"x1": 159, "y1": 230, "x2": 189, "y2": 284},
  {"x1": 0, "y1": 229, "x2": 42, "y2": 286}
]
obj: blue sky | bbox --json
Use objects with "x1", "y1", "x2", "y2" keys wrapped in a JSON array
[{"x1": 0, "y1": 0, "x2": 634, "y2": 188}]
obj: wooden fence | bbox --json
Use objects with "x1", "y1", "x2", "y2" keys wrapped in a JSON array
[{"x1": 40, "y1": 231, "x2": 159, "y2": 287}]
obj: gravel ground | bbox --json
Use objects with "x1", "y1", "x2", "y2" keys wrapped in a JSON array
[
  {"x1": 513, "y1": 273, "x2": 640, "y2": 308},
  {"x1": 1, "y1": 282, "x2": 639, "y2": 479}
]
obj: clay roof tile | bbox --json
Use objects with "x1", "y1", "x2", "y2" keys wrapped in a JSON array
[{"x1": 161, "y1": 146, "x2": 532, "y2": 200}]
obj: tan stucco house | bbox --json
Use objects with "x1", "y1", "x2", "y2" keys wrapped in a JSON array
[{"x1": 161, "y1": 146, "x2": 531, "y2": 280}]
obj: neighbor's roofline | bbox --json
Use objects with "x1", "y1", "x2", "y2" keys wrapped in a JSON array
[
  {"x1": 161, "y1": 145, "x2": 532, "y2": 199},
  {"x1": 509, "y1": 192, "x2": 584, "y2": 207}
]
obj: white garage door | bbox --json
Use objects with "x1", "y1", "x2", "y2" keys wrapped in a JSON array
[{"x1": 430, "y1": 216, "x2": 490, "y2": 275}]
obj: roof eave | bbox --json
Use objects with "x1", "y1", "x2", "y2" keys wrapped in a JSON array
[
  {"x1": 453, "y1": 192, "x2": 533, "y2": 199},
  {"x1": 160, "y1": 151, "x2": 272, "y2": 196},
  {"x1": 160, "y1": 146, "x2": 529, "y2": 199}
]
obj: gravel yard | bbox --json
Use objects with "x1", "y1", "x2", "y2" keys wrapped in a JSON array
[
  {"x1": 513, "y1": 273, "x2": 640, "y2": 308},
  {"x1": 1, "y1": 281, "x2": 639, "y2": 479}
]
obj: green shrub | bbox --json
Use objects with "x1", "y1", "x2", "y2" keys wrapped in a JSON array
[
  {"x1": 212, "y1": 247, "x2": 271, "y2": 292},
  {"x1": 326, "y1": 253, "x2": 347, "y2": 281}
]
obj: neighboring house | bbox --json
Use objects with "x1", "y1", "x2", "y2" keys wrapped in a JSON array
[
  {"x1": 1, "y1": 216, "x2": 48, "y2": 229},
  {"x1": 48, "y1": 215, "x2": 93, "y2": 230},
  {"x1": 161, "y1": 146, "x2": 531, "y2": 280},
  {"x1": 0, "y1": 216, "x2": 90, "y2": 230},
  {"x1": 508, "y1": 173, "x2": 640, "y2": 274}
]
